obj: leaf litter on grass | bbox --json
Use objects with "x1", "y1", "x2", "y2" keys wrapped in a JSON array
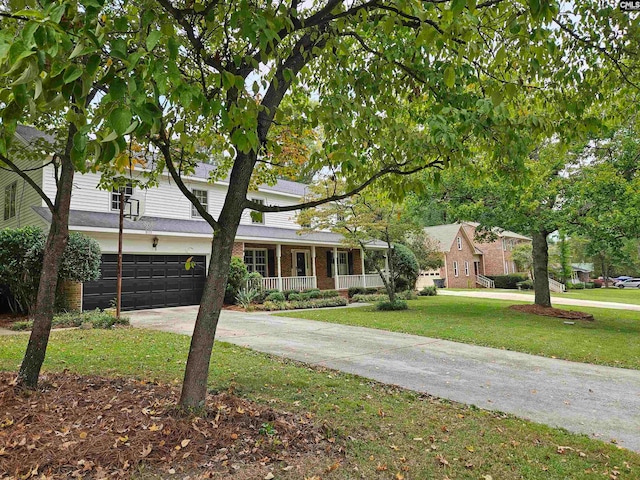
[{"x1": 0, "y1": 372, "x2": 339, "y2": 478}]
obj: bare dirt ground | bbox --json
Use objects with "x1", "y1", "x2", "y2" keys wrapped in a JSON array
[{"x1": 509, "y1": 304, "x2": 595, "y2": 321}]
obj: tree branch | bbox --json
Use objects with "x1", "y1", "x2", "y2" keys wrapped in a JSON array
[
  {"x1": 0, "y1": 154, "x2": 55, "y2": 211},
  {"x1": 245, "y1": 159, "x2": 443, "y2": 213}
]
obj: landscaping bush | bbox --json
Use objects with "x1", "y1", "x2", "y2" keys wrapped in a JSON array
[
  {"x1": 567, "y1": 282, "x2": 585, "y2": 290},
  {"x1": 255, "y1": 297, "x2": 347, "y2": 311},
  {"x1": 391, "y1": 243, "x2": 420, "y2": 291},
  {"x1": 516, "y1": 280, "x2": 534, "y2": 290},
  {"x1": 319, "y1": 289, "x2": 340, "y2": 298},
  {"x1": 288, "y1": 292, "x2": 302, "y2": 301},
  {"x1": 375, "y1": 299, "x2": 408, "y2": 311},
  {"x1": 418, "y1": 286, "x2": 438, "y2": 296},
  {"x1": 225, "y1": 257, "x2": 248, "y2": 304},
  {"x1": 486, "y1": 274, "x2": 528, "y2": 289},
  {"x1": 10, "y1": 309, "x2": 129, "y2": 331},
  {"x1": 0, "y1": 227, "x2": 101, "y2": 314},
  {"x1": 352, "y1": 293, "x2": 389, "y2": 303},
  {"x1": 397, "y1": 290, "x2": 417, "y2": 300},
  {"x1": 585, "y1": 282, "x2": 595, "y2": 289},
  {"x1": 283, "y1": 289, "x2": 300, "y2": 300},
  {"x1": 236, "y1": 287, "x2": 260, "y2": 308},
  {"x1": 265, "y1": 291, "x2": 286, "y2": 302}
]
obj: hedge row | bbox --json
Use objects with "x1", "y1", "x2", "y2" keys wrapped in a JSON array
[
  {"x1": 486, "y1": 274, "x2": 529, "y2": 289},
  {"x1": 11, "y1": 309, "x2": 129, "y2": 331},
  {"x1": 254, "y1": 297, "x2": 348, "y2": 311}
]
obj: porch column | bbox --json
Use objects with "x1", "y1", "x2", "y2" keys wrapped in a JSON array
[
  {"x1": 311, "y1": 245, "x2": 317, "y2": 288},
  {"x1": 333, "y1": 246, "x2": 339, "y2": 290},
  {"x1": 360, "y1": 248, "x2": 366, "y2": 288},
  {"x1": 276, "y1": 244, "x2": 282, "y2": 291},
  {"x1": 384, "y1": 253, "x2": 390, "y2": 279}
]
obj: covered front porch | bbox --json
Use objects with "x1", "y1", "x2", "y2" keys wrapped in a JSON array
[{"x1": 239, "y1": 242, "x2": 388, "y2": 291}]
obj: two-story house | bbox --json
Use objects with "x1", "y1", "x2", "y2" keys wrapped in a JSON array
[
  {"x1": 1, "y1": 126, "x2": 386, "y2": 311},
  {"x1": 416, "y1": 222, "x2": 531, "y2": 289}
]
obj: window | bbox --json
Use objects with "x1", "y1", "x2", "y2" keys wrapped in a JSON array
[
  {"x1": 111, "y1": 183, "x2": 133, "y2": 211},
  {"x1": 502, "y1": 238, "x2": 507, "y2": 251},
  {"x1": 3, "y1": 181, "x2": 17, "y2": 220},
  {"x1": 457, "y1": 236, "x2": 462, "y2": 250},
  {"x1": 331, "y1": 251, "x2": 349, "y2": 276},
  {"x1": 191, "y1": 189, "x2": 208, "y2": 218},
  {"x1": 504, "y1": 260, "x2": 509, "y2": 274},
  {"x1": 453, "y1": 261, "x2": 459, "y2": 277},
  {"x1": 508, "y1": 239, "x2": 514, "y2": 251},
  {"x1": 250, "y1": 198, "x2": 265, "y2": 224},
  {"x1": 337, "y1": 212, "x2": 345, "y2": 223},
  {"x1": 244, "y1": 249, "x2": 267, "y2": 276},
  {"x1": 464, "y1": 261, "x2": 469, "y2": 276}
]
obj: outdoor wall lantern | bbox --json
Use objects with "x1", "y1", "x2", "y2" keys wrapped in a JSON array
[{"x1": 152, "y1": 237, "x2": 159, "y2": 248}]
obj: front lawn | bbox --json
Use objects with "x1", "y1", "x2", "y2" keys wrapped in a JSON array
[
  {"x1": 277, "y1": 296, "x2": 640, "y2": 369},
  {"x1": 0, "y1": 329, "x2": 638, "y2": 479},
  {"x1": 485, "y1": 287, "x2": 640, "y2": 305}
]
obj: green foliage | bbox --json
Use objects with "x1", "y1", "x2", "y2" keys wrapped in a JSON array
[
  {"x1": 225, "y1": 257, "x2": 248, "y2": 304},
  {"x1": 391, "y1": 243, "x2": 420, "y2": 291},
  {"x1": 265, "y1": 291, "x2": 286, "y2": 302},
  {"x1": 257, "y1": 297, "x2": 347, "y2": 311},
  {"x1": 0, "y1": 227, "x2": 101, "y2": 313},
  {"x1": 235, "y1": 287, "x2": 259, "y2": 309},
  {"x1": 418, "y1": 286, "x2": 438, "y2": 297},
  {"x1": 375, "y1": 299, "x2": 408, "y2": 311},
  {"x1": 348, "y1": 287, "x2": 382, "y2": 298},
  {"x1": 566, "y1": 282, "x2": 586, "y2": 290},
  {"x1": 10, "y1": 309, "x2": 129, "y2": 331},
  {"x1": 352, "y1": 294, "x2": 389, "y2": 303},
  {"x1": 486, "y1": 274, "x2": 529, "y2": 289},
  {"x1": 516, "y1": 280, "x2": 534, "y2": 290}
]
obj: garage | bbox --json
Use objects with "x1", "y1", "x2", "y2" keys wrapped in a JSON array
[{"x1": 83, "y1": 254, "x2": 206, "y2": 311}]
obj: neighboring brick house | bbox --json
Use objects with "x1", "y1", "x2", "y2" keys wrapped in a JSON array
[{"x1": 419, "y1": 223, "x2": 531, "y2": 289}]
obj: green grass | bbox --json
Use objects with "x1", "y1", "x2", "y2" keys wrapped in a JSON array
[
  {"x1": 0, "y1": 329, "x2": 638, "y2": 479},
  {"x1": 277, "y1": 296, "x2": 640, "y2": 369},
  {"x1": 476, "y1": 287, "x2": 640, "y2": 305}
]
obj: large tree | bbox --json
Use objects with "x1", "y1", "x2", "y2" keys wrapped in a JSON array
[{"x1": 3, "y1": 0, "x2": 638, "y2": 408}]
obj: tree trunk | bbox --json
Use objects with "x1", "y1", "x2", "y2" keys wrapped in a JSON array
[
  {"x1": 178, "y1": 153, "x2": 254, "y2": 410},
  {"x1": 532, "y1": 231, "x2": 552, "y2": 308},
  {"x1": 17, "y1": 155, "x2": 74, "y2": 388}
]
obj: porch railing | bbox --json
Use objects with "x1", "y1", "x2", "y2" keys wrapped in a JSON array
[
  {"x1": 548, "y1": 277, "x2": 566, "y2": 293},
  {"x1": 336, "y1": 273, "x2": 386, "y2": 290},
  {"x1": 282, "y1": 276, "x2": 317, "y2": 291},
  {"x1": 476, "y1": 274, "x2": 495, "y2": 289}
]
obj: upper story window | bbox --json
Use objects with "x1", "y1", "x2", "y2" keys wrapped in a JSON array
[
  {"x1": 457, "y1": 236, "x2": 462, "y2": 250},
  {"x1": 250, "y1": 198, "x2": 265, "y2": 224},
  {"x1": 502, "y1": 238, "x2": 507, "y2": 251},
  {"x1": 111, "y1": 183, "x2": 133, "y2": 211},
  {"x1": 3, "y1": 181, "x2": 17, "y2": 220},
  {"x1": 191, "y1": 189, "x2": 208, "y2": 218}
]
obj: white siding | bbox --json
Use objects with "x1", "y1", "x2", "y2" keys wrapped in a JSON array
[
  {"x1": 0, "y1": 157, "x2": 47, "y2": 229},
  {"x1": 42, "y1": 167, "x2": 304, "y2": 229}
]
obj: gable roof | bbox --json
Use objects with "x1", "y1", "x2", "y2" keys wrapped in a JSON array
[
  {"x1": 464, "y1": 222, "x2": 531, "y2": 241},
  {"x1": 423, "y1": 223, "x2": 482, "y2": 254},
  {"x1": 571, "y1": 263, "x2": 594, "y2": 273}
]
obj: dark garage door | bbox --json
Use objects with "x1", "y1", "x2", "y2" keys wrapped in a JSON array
[{"x1": 83, "y1": 254, "x2": 206, "y2": 311}]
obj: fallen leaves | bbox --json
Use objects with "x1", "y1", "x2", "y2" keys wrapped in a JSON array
[{"x1": 0, "y1": 372, "x2": 338, "y2": 478}]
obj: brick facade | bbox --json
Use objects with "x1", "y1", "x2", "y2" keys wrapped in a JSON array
[
  {"x1": 232, "y1": 242, "x2": 245, "y2": 258},
  {"x1": 462, "y1": 225, "x2": 526, "y2": 276},
  {"x1": 58, "y1": 280, "x2": 82, "y2": 312},
  {"x1": 440, "y1": 227, "x2": 482, "y2": 289}
]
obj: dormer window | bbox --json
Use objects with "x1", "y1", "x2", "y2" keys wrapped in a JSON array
[
  {"x1": 251, "y1": 198, "x2": 265, "y2": 224},
  {"x1": 191, "y1": 189, "x2": 208, "y2": 218},
  {"x1": 111, "y1": 183, "x2": 133, "y2": 211}
]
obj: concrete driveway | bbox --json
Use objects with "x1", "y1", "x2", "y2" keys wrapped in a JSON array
[{"x1": 130, "y1": 306, "x2": 640, "y2": 452}]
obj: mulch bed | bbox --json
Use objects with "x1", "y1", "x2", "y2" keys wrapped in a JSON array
[
  {"x1": 0, "y1": 373, "x2": 337, "y2": 479},
  {"x1": 0, "y1": 314, "x2": 26, "y2": 329},
  {"x1": 509, "y1": 304, "x2": 595, "y2": 321}
]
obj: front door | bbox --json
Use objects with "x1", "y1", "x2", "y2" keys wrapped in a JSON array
[{"x1": 293, "y1": 250, "x2": 309, "y2": 276}]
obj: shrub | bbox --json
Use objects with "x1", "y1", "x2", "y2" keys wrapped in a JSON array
[
  {"x1": 265, "y1": 291, "x2": 286, "y2": 302},
  {"x1": 516, "y1": 280, "x2": 534, "y2": 290},
  {"x1": 288, "y1": 292, "x2": 302, "y2": 301},
  {"x1": 397, "y1": 290, "x2": 417, "y2": 300},
  {"x1": 283, "y1": 289, "x2": 300, "y2": 300},
  {"x1": 255, "y1": 297, "x2": 347, "y2": 311},
  {"x1": 319, "y1": 289, "x2": 340, "y2": 298},
  {"x1": 236, "y1": 287, "x2": 259, "y2": 308},
  {"x1": 486, "y1": 274, "x2": 529, "y2": 289},
  {"x1": 391, "y1": 243, "x2": 420, "y2": 291},
  {"x1": 225, "y1": 257, "x2": 248, "y2": 304},
  {"x1": 260, "y1": 300, "x2": 286, "y2": 311},
  {"x1": 567, "y1": 282, "x2": 585, "y2": 290},
  {"x1": 375, "y1": 299, "x2": 408, "y2": 311},
  {"x1": 352, "y1": 293, "x2": 389, "y2": 303},
  {"x1": 10, "y1": 309, "x2": 129, "y2": 331},
  {"x1": 418, "y1": 286, "x2": 438, "y2": 296},
  {"x1": 585, "y1": 282, "x2": 595, "y2": 289},
  {"x1": 0, "y1": 227, "x2": 101, "y2": 314}
]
